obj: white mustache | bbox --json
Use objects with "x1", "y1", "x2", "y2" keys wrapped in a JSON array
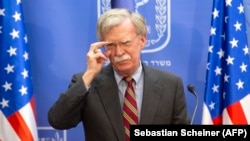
[{"x1": 114, "y1": 54, "x2": 131, "y2": 63}]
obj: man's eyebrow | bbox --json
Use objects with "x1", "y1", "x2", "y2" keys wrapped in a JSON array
[
  {"x1": 120, "y1": 39, "x2": 131, "y2": 43},
  {"x1": 107, "y1": 42, "x2": 114, "y2": 45}
]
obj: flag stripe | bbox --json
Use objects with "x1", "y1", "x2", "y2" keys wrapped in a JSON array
[
  {"x1": 0, "y1": 111, "x2": 20, "y2": 141},
  {"x1": 201, "y1": 103, "x2": 213, "y2": 124},
  {"x1": 221, "y1": 109, "x2": 232, "y2": 124},
  {"x1": 9, "y1": 110, "x2": 33, "y2": 141},
  {"x1": 226, "y1": 101, "x2": 247, "y2": 124},
  {"x1": 240, "y1": 94, "x2": 250, "y2": 123},
  {"x1": 20, "y1": 97, "x2": 38, "y2": 139},
  {"x1": 212, "y1": 114, "x2": 222, "y2": 124}
]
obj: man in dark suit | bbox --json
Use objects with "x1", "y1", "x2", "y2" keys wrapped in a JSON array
[{"x1": 48, "y1": 8, "x2": 190, "y2": 141}]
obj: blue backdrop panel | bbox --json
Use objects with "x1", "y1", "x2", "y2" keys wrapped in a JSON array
[{"x1": 22, "y1": 0, "x2": 214, "y2": 140}]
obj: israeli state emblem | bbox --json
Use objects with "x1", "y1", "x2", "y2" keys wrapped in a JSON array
[{"x1": 98, "y1": 0, "x2": 171, "y2": 54}]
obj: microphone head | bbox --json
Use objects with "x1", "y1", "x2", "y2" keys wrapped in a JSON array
[
  {"x1": 187, "y1": 84, "x2": 196, "y2": 94},
  {"x1": 187, "y1": 84, "x2": 198, "y2": 125}
]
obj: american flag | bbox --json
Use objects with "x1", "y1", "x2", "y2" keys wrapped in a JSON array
[
  {"x1": 0, "y1": 0, "x2": 38, "y2": 140},
  {"x1": 202, "y1": 0, "x2": 250, "y2": 124}
]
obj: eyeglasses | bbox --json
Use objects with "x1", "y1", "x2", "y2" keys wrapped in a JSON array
[{"x1": 104, "y1": 35, "x2": 139, "y2": 51}]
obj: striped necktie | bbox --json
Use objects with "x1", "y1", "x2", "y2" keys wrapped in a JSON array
[{"x1": 123, "y1": 76, "x2": 138, "y2": 141}]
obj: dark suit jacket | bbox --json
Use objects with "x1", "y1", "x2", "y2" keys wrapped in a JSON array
[{"x1": 48, "y1": 63, "x2": 190, "y2": 141}]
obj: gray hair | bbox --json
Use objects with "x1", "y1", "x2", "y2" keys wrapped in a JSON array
[{"x1": 96, "y1": 8, "x2": 147, "y2": 41}]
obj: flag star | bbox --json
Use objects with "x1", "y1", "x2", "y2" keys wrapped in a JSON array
[
  {"x1": 212, "y1": 84, "x2": 219, "y2": 93},
  {"x1": 0, "y1": 98, "x2": 9, "y2": 108},
  {"x1": 209, "y1": 45, "x2": 213, "y2": 53},
  {"x1": 214, "y1": 66, "x2": 222, "y2": 75},
  {"x1": 226, "y1": 55, "x2": 235, "y2": 65},
  {"x1": 12, "y1": 11, "x2": 21, "y2": 22},
  {"x1": 225, "y1": 16, "x2": 228, "y2": 23},
  {"x1": 224, "y1": 74, "x2": 229, "y2": 82},
  {"x1": 209, "y1": 101, "x2": 215, "y2": 110},
  {"x1": 19, "y1": 85, "x2": 28, "y2": 95},
  {"x1": 23, "y1": 51, "x2": 29, "y2": 61},
  {"x1": 223, "y1": 92, "x2": 226, "y2": 99},
  {"x1": 7, "y1": 46, "x2": 17, "y2": 56},
  {"x1": 210, "y1": 27, "x2": 216, "y2": 35},
  {"x1": 240, "y1": 62, "x2": 247, "y2": 72},
  {"x1": 225, "y1": 0, "x2": 232, "y2": 6},
  {"x1": 221, "y1": 33, "x2": 225, "y2": 40},
  {"x1": 21, "y1": 68, "x2": 29, "y2": 79},
  {"x1": 237, "y1": 4, "x2": 244, "y2": 14},
  {"x1": 207, "y1": 63, "x2": 210, "y2": 70},
  {"x1": 236, "y1": 79, "x2": 244, "y2": 90},
  {"x1": 229, "y1": 37, "x2": 238, "y2": 48},
  {"x1": 24, "y1": 34, "x2": 28, "y2": 43},
  {"x1": 0, "y1": 8, "x2": 5, "y2": 16},
  {"x1": 4, "y1": 64, "x2": 15, "y2": 73},
  {"x1": 2, "y1": 81, "x2": 12, "y2": 91},
  {"x1": 17, "y1": 0, "x2": 21, "y2": 5},
  {"x1": 212, "y1": 8, "x2": 219, "y2": 19},
  {"x1": 243, "y1": 45, "x2": 249, "y2": 55},
  {"x1": 234, "y1": 21, "x2": 241, "y2": 31},
  {"x1": 10, "y1": 28, "x2": 20, "y2": 39},
  {"x1": 217, "y1": 48, "x2": 224, "y2": 58}
]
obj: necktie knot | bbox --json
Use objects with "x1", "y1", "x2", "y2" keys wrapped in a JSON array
[
  {"x1": 123, "y1": 76, "x2": 133, "y2": 83},
  {"x1": 123, "y1": 76, "x2": 134, "y2": 90}
]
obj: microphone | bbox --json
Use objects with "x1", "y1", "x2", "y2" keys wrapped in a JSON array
[{"x1": 187, "y1": 84, "x2": 198, "y2": 125}]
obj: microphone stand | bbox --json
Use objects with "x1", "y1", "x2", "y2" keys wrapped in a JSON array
[{"x1": 187, "y1": 84, "x2": 198, "y2": 125}]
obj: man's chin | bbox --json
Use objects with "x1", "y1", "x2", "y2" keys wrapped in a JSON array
[{"x1": 115, "y1": 65, "x2": 132, "y2": 75}]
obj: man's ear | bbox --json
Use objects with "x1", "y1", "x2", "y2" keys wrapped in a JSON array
[{"x1": 139, "y1": 35, "x2": 147, "y2": 49}]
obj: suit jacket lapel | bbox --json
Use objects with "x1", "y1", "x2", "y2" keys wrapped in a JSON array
[
  {"x1": 96, "y1": 66, "x2": 125, "y2": 141},
  {"x1": 140, "y1": 64, "x2": 163, "y2": 124}
]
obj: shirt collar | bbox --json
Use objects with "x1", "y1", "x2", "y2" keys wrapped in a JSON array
[{"x1": 114, "y1": 61, "x2": 143, "y2": 84}]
